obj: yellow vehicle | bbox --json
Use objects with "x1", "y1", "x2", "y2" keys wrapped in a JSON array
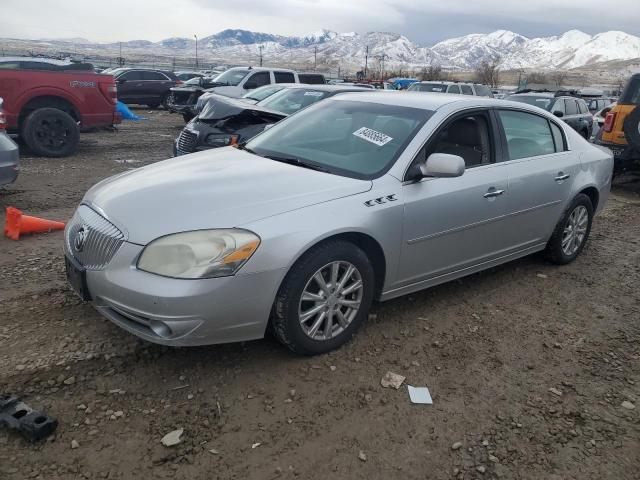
[{"x1": 596, "y1": 73, "x2": 640, "y2": 174}]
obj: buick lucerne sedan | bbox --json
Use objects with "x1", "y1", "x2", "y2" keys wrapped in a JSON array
[{"x1": 64, "y1": 93, "x2": 613, "y2": 355}]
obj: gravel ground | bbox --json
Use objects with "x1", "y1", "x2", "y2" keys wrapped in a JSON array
[{"x1": 0, "y1": 109, "x2": 639, "y2": 480}]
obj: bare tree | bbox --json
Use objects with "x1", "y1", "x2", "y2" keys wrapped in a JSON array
[
  {"x1": 551, "y1": 71, "x2": 567, "y2": 87},
  {"x1": 526, "y1": 71, "x2": 548, "y2": 84},
  {"x1": 474, "y1": 57, "x2": 501, "y2": 88},
  {"x1": 419, "y1": 64, "x2": 446, "y2": 81}
]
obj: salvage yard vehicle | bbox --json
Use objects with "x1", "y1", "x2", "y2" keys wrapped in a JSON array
[
  {"x1": 0, "y1": 97, "x2": 19, "y2": 186},
  {"x1": 167, "y1": 76, "x2": 226, "y2": 122},
  {"x1": 174, "y1": 84, "x2": 370, "y2": 155},
  {"x1": 408, "y1": 81, "x2": 494, "y2": 97},
  {"x1": 505, "y1": 90, "x2": 593, "y2": 139},
  {"x1": 64, "y1": 93, "x2": 612, "y2": 355},
  {"x1": 203, "y1": 66, "x2": 301, "y2": 98},
  {"x1": 174, "y1": 71, "x2": 204, "y2": 81},
  {"x1": 194, "y1": 83, "x2": 294, "y2": 115},
  {"x1": 0, "y1": 57, "x2": 120, "y2": 157},
  {"x1": 595, "y1": 73, "x2": 640, "y2": 174},
  {"x1": 112, "y1": 68, "x2": 181, "y2": 109}
]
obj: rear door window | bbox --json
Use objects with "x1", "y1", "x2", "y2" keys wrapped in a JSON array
[
  {"x1": 448, "y1": 85, "x2": 460, "y2": 94},
  {"x1": 274, "y1": 71, "x2": 295, "y2": 83},
  {"x1": 564, "y1": 99, "x2": 578, "y2": 115},
  {"x1": 247, "y1": 71, "x2": 271, "y2": 88},
  {"x1": 498, "y1": 110, "x2": 557, "y2": 160},
  {"x1": 142, "y1": 71, "x2": 167, "y2": 81},
  {"x1": 549, "y1": 121, "x2": 567, "y2": 152},
  {"x1": 577, "y1": 100, "x2": 588, "y2": 114},
  {"x1": 460, "y1": 85, "x2": 473, "y2": 95}
]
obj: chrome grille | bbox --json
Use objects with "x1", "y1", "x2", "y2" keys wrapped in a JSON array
[
  {"x1": 65, "y1": 205, "x2": 125, "y2": 270},
  {"x1": 177, "y1": 129, "x2": 197, "y2": 153}
]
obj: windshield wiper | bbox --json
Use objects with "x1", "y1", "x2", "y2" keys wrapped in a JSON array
[{"x1": 264, "y1": 154, "x2": 330, "y2": 173}]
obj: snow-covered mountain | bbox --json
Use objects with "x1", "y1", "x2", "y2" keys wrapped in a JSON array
[{"x1": 5, "y1": 28, "x2": 640, "y2": 71}]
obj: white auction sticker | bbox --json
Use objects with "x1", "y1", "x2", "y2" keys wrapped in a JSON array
[
  {"x1": 303, "y1": 91, "x2": 324, "y2": 97},
  {"x1": 352, "y1": 127, "x2": 393, "y2": 146}
]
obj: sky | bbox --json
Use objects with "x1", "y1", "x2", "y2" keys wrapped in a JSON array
[{"x1": 0, "y1": 0, "x2": 638, "y2": 45}]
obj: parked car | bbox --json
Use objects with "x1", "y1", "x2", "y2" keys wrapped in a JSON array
[
  {"x1": 194, "y1": 83, "x2": 297, "y2": 117},
  {"x1": 168, "y1": 76, "x2": 230, "y2": 122},
  {"x1": 174, "y1": 84, "x2": 370, "y2": 156},
  {"x1": 0, "y1": 98, "x2": 19, "y2": 186},
  {"x1": 202, "y1": 66, "x2": 301, "y2": 98},
  {"x1": 595, "y1": 73, "x2": 640, "y2": 174},
  {"x1": 505, "y1": 91, "x2": 593, "y2": 139},
  {"x1": 65, "y1": 92, "x2": 612, "y2": 354},
  {"x1": 111, "y1": 68, "x2": 180, "y2": 109},
  {"x1": 0, "y1": 56, "x2": 120, "y2": 157},
  {"x1": 587, "y1": 97, "x2": 614, "y2": 115},
  {"x1": 175, "y1": 71, "x2": 204, "y2": 81},
  {"x1": 408, "y1": 81, "x2": 494, "y2": 97}
]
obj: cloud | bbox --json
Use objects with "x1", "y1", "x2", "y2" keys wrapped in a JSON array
[{"x1": 0, "y1": 0, "x2": 637, "y2": 44}]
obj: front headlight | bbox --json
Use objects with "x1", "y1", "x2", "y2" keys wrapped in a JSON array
[
  {"x1": 204, "y1": 133, "x2": 238, "y2": 147},
  {"x1": 137, "y1": 229, "x2": 260, "y2": 279}
]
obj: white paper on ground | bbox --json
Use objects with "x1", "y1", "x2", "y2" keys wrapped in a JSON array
[{"x1": 407, "y1": 385, "x2": 433, "y2": 404}]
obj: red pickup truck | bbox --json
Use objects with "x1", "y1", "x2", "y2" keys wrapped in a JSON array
[{"x1": 0, "y1": 57, "x2": 121, "y2": 157}]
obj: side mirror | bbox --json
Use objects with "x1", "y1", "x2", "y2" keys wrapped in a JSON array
[
  {"x1": 244, "y1": 81, "x2": 258, "y2": 90},
  {"x1": 553, "y1": 110, "x2": 564, "y2": 118},
  {"x1": 420, "y1": 153, "x2": 465, "y2": 178}
]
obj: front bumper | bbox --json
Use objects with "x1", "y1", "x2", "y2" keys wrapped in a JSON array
[
  {"x1": 0, "y1": 133, "x2": 19, "y2": 186},
  {"x1": 66, "y1": 241, "x2": 284, "y2": 347}
]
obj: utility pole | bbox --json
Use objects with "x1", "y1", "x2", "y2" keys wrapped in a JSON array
[
  {"x1": 377, "y1": 53, "x2": 389, "y2": 80},
  {"x1": 259, "y1": 45, "x2": 264, "y2": 67},
  {"x1": 314, "y1": 45, "x2": 317, "y2": 71},
  {"x1": 364, "y1": 45, "x2": 369, "y2": 79},
  {"x1": 194, "y1": 35, "x2": 198, "y2": 70}
]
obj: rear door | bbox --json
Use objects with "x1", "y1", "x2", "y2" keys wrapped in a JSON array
[
  {"x1": 141, "y1": 71, "x2": 174, "y2": 103},
  {"x1": 497, "y1": 109, "x2": 577, "y2": 248}
]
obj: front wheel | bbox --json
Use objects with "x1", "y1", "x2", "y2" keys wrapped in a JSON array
[
  {"x1": 271, "y1": 240, "x2": 375, "y2": 355},
  {"x1": 21, "y1": 108, "x2": 80, "y2": 157},
  {"x1": 545, "y1": 193, "x2": 594, "y2": 264}
]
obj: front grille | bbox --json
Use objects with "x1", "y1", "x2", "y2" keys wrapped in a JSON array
[
  {"x1": 172, "y1": 91, "x2": 195, "y2": 105},
  {"x1": 177, "y1": 129, "x2": 197, "y2": 153},
  {"x1": 65, "y1": 205, "x2": 125, "y2": 270}
]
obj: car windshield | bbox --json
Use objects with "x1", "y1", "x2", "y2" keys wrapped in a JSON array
[
  {"x1": 505, "y1": 95, "x2": 553, "y2": 111},
  {"x1": 408, "y1": 83, "x2": 448, "y2": 93},
  {"x1": 246, "y1": 99, "x2": 431, "y2": 179},
  {"x1": 212, "y1": 68, "x2": 250, "y2": 86},
  {"x1": 257, "y1": 88, "x2": 331, "y2": 115},
  {"x1": 242, "y1": 84, "x2": 286, "y2": 102}
]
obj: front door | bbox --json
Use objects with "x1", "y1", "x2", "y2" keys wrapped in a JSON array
[{"x1": 397, "y1": 110, "x2": 512, "y2": 287}]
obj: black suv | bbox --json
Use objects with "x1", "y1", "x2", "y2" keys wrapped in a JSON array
[
  {"x1": 111, "y1": 68, "x2": 180, "y2": 109},
  {"x1": 505, "y1": 90, "x2": 593, "y2": 139}
]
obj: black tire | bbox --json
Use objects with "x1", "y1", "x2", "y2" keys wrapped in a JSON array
[
  {"x1": 21, "y1": 108, "x2": 79, "y2": 157},
  {"x1": 545, "y1": 193, "x2": 594, "y2": 264},
  {"x1": 623, "y1": 106, "x2": 640, "y2": 147},
  {"x1": 182, "y1": 113, "x2": 195, "y2": 123},
  {"x1": 271, "y1": 240, "x2": 375, "y2": 355}
]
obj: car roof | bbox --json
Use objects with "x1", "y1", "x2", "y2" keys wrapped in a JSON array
[
  {"x1": 508, "y1": 92, "x2": 555, "y2": 98},
  {"x1": 225, "y1": 66, "x2": 297, "y2": 73},
  {"x1": 331, "y1": 91, "x2": 564, "y2": 114},
  {"x1": 0, "y1": 56, "x2": 75, "y2": 65},
  {"x1": 416, "y1": 81, "x2": 472, "y2": 85}
]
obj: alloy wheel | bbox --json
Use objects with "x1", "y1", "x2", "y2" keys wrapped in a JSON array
[
  {"x1": 298, "y1": 261, "x2": 363, "y2": 341},
  {"x1": 561, "y1": 205, "x2": 588, "y2": 256}
]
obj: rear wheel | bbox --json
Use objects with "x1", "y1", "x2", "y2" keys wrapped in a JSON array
[
  {"x1": 623, "y1": 106, "x2": 640, "y2": 147},
  {"x1": 161, "y1": 93, "x2": 171, "y2": 110},
  {"x1": 271, "y1": 240, "x2": 375, "y2": 355},
  {"x1": 545, "y1": 193, "x2": 593, "y2": 264},
  {"x1": 21, "y1": 108, "x2": 79, "y2": 157}
]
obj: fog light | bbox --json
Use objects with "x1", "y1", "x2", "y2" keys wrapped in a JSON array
[{"x1": 149, "y1": 320, "x2": 172, "y2": 338}]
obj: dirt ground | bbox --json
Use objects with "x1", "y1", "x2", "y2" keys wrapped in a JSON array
[{"x1": 1, "y1": 110, "x2": 639, "y2": 480}]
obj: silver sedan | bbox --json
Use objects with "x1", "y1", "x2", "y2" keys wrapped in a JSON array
[{"x1": 64, "y1": 92, "x2": 613, "y2": 355}]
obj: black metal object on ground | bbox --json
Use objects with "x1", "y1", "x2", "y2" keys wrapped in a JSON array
[{"x1": 0, "y1": 394, "x2": 58, "y2": 441}]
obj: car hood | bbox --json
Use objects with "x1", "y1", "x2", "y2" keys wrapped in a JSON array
[
  {"x1": 84, "y1": 148, "x2": 372, "y2": 245},
  {"x1": 199, "y1": 95, "x2": 285, "y2": 121}
]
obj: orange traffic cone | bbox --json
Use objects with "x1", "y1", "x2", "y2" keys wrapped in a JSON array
[{"x1": 4, "y1": 207, "x2": 66, "y2": 240}]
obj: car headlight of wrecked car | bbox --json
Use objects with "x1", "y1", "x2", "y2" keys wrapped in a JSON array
[
  {"x1": 204, "y1": 133, "x2": 238, "y2": 147},
  {"x1": 137, "y1": 229, "x2": 260, "y2": 279}
]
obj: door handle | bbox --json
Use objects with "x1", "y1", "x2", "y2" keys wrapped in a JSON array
[
  {"x1": 555, "y1": 173, "x2": 570, "y2": 181},
  {"x1": 483, "y1": 189, "x2": 505, "y2": 198}
]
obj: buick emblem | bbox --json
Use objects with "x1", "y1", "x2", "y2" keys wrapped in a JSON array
[{"x1": 74, "y1": 227, "x2": 87, "y2": 252}]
